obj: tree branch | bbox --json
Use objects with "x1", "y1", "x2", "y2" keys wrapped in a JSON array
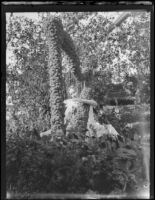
[{"x1": 107, "y1": 12, "x2": 131, "y2": 34}]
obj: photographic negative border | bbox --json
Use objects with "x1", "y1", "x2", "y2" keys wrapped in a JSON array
[{"x1": 1, "y1": 1, "x2": 154, "y2": 199}]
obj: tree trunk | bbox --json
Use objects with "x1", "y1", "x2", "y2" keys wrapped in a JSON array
[{"x1": 68, "y1": 86, "x2": 93, "y2": 137}]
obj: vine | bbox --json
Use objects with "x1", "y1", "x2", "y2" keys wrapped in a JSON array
[
  {"x1": 44, "y1": 16, "x2": 97, "y2": 137},
  {"x1": 44, "y1": 17, "x2": 65, "y2": 135}
]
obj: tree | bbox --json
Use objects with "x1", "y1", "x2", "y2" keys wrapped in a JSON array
[
  {"x1": 6, "y1": 14, "x2": 50, "y2": 134},
  {"x1": 43, "y1": 15, "x2": 105, "y2": 137},
  {"x1": 43, "y1": 16, "x2": 86, "y2": 136}
]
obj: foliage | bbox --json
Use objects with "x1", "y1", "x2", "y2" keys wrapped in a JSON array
[
  {"x1": 6, "y1": 15, "x2": 50, "y2": 133},
  {"x1": 43, "y1": 17, "x2": 66, "y2": 133},
  {"x1": 6, "y1": 128, "x2": 145, "y2": 195},
  {"x1": 6, "y1": 12, "x2": 150, "y2": 133}
]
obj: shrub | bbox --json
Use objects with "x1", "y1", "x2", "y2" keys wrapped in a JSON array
[{"x1": 6, "y1": 129, "x2": 145, "y2": 195}]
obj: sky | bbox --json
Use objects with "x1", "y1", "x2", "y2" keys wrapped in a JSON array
[{"x1": 6, "y1": 12, "x2": 39, "y2": 20}]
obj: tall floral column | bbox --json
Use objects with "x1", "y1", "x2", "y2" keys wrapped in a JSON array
[{"x1": 44, "y1": 17, "x2": 65, "y2": 135}]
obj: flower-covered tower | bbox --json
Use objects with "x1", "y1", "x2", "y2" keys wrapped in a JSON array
[{"x1": 44, "y1": 17, "x2": 66, "y2": 135}]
